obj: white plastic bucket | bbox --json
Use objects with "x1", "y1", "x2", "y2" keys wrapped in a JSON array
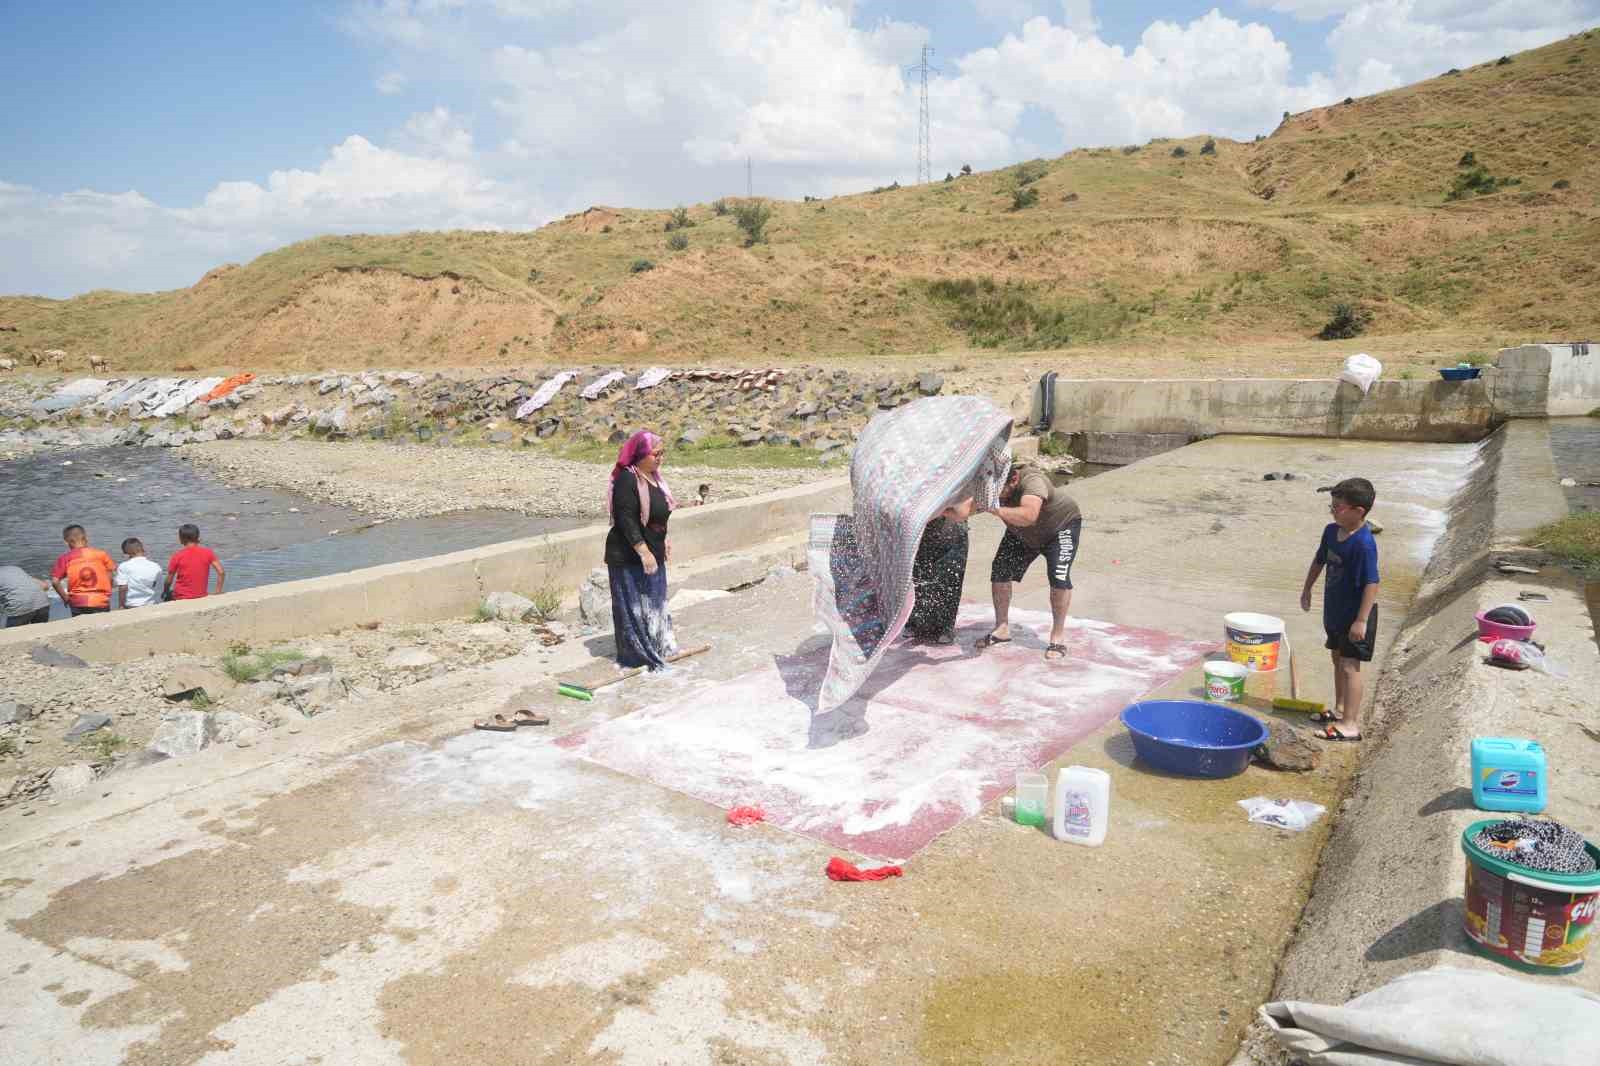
[
  {"x1": 1224, "y1": 612, "x2": 1286, "y2": 672},
  {"x1": 1203, "y1": 661, "x2": 1249, "y2": 701}
]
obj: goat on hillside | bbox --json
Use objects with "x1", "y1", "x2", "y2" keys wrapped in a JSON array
[{"x1": 88, "y1": 354, "x2": 108, "y2": 372}]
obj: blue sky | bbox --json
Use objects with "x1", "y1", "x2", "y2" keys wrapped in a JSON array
[{"x1": 2, "y1": 1, "x2": 1594, "y2": 297}]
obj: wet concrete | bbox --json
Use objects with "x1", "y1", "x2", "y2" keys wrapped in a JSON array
[{"x1": 0, "y1": 434, "x2": 1476, "y2": 1065}]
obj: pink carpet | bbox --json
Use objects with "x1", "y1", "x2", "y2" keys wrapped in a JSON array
[{"x1": 559, "y1": 607, "x2": 1215, "y2": 861}]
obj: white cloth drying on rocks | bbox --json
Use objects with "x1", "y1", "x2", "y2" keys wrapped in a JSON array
[
  {"x1": 515, "y1": 371, "x2": 577, "y2": 419},
  {"x1": 634, "y1": 367, "x2": 672, "y2": 390},
  {"x1": 580, "y1": 370, "x2": 626, "y2": 400}
]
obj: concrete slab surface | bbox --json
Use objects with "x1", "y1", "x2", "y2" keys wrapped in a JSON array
[{"x1": 1, "y1": 434, "x2": 1479, "y2": 1065}]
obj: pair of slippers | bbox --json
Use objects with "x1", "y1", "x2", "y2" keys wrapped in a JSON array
[
  {"x1": 1309, "y1": 711, "x2": 1361, "y2": 742},
  {"x1": 975, "y1": 632, "x2": 1069, "y2": 661},
  {"x1": 473, "y1": 709, "x2": 550, "y2": 732}
]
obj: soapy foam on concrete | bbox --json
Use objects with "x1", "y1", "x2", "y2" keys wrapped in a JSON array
[{"x1": 563, "y1": 608, "x2": 1213, "y2": 860}]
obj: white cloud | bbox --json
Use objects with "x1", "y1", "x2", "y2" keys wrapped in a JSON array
[
  {"x1": 1249, "y1": 1, "x2": 1597, "y2": 94},
  {"x1": 403, "y1": 106, "x2": 475, "y2": 158},
  {"x1": 375, "y1": 70, "x2": 407, "y2": 94},
  {"x1": 0, "y1": 136, "x2": 545, "y2": 296}
]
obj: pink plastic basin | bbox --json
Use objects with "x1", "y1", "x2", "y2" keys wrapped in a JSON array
[{"x1": 1475, "y1": 611, "x2": 1536, "y2": 643}]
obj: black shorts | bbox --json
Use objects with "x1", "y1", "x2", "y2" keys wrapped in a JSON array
[
  {"x1": 4, "y1": 606, "x2": 51, "y2": 627},
  {"x1": 70, "y1": 605, "x2": 109, "y2": 617},
  {"x1": 990, "y1": 519, "x2": 1082, "y2": 590},
  {"x1": 1325, "y1": 605, "x2": 1377, "y2": 662}
]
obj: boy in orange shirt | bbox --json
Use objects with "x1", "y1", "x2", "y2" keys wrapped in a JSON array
[{"x1": 50, "y1": 524, "x2": 116, "y2": 617}]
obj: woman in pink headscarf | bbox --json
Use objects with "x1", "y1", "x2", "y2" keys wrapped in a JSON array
[{"x1": 604, "y1": 430, "x2": 679, "y2": 669}]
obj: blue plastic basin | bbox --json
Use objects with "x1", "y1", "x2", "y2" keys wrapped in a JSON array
[
  {"x1": 1439, "y1": 366, "x2": 1482, "y2": 381},
  {"x1": 1119, "y1": 700, "x2": 1269, "y2": 778}
]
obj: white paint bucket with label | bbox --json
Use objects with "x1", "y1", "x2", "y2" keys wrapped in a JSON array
[{"x1": 1203, "y1": 661, "x2": 1248, "y2": 702}]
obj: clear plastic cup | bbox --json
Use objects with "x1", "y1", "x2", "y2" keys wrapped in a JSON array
[{"x1": 1015, "y1": 771, "x2": 1049, "y2": 827}]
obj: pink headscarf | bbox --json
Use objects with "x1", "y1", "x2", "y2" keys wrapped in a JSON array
[{"x1": 606, "y1": 430, "x2": 677, "y2": 522}]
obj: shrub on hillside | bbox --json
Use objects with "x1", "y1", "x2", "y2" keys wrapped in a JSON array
[
  {"x1": 1496, "y1": 55, "x2": 1512, "y2": 66},
  {"x1": 1013, "y1": 161, "x2": 1047, "y2": 186},
  {"x1": 871, "y1": 181, "x2": 901, "y2": 193},
  {"x1": 924, "y1": 275, "x2": 1139, "y2": 349},
  {"x1": 1457, "y1": 150, "x2": 1476, "y2": 167},
  {"x1": 1445, "y1": 67, "x2": 1461, "y2": 76},
  {"x1": 1553, "y1": 179, "x2": 1571, "y2": 190},
  {"x1": 1317, "y1": 302, "x2": 1372, "y2": 340},
  {"x1": 1447, "y1": 166, "x2": 1518, "y2": 200},
  {"x1": 712, "y1": 198, "x2": 730, "y2": 216},
  {"x1": 1200, "y1": 138, "x2": 1216, "y2": 155},
  {"x1": 944, "y1": 172, "x2": 954, "y2": 182},
  {"x1": 1171, "y1": 146, "x2": 1188, "y2": 158},
  {"x1": 1121, "y1": 144, "x2": 1139, "y2": 154},
  {"x1": 733, "y1": 201, "x2": 771, "y2": 245},
  {"x1": 630, "y1": 258, "x2": 655, "y2": 274},
  {"x1": 666, "y1": 232, "x2": 689, "y2": 251},
  {"x1": 1344, "y1": 168, "x2": 1358, "y2": 184},
  {"x1": 1010, "y1": 187, "x2": 1039, "y2": 211},
  {"x1": 664, "y1": 206, "x2": 694, "y2": 231},
  {"x1": 961, "y1": 163, "x2": 972, "y2": 175},
  {"x1": 1342, "y1": 96, "x2": 1354, "y2": 105}
]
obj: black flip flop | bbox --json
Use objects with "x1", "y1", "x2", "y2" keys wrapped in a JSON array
[
  {"x1": 1309, "y1": 711, "x2": 1342, "y2": 725},
  {"x1": 976, "y1": 632, "x2": 1012, "y2": 649},
  {"x1": 1044, "y1": 643, "x2": 1068, "y2": 661}
]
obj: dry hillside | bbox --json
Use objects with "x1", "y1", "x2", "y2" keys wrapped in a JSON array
[{"x1": 3, "y1": 29, "x2": 1597, "y2": 376}]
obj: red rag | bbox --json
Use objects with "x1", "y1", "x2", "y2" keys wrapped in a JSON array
[
  {"x1": 826, "y1": 857, "x2": 903, "y2": 882},
  {"x1": 727, "y1": 805, "x2": 766, "y2": 826}
]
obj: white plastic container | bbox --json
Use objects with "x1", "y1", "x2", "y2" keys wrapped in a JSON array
[{"x1": 1052, "y1": 765, "x2": 1110, "y2": 847}]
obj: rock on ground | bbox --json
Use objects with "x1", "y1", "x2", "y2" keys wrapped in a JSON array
[{"x1": 150, "y1": 711, "x2": 218, "y2": 758}]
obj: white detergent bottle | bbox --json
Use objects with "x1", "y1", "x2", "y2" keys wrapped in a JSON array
[{"x1": 1052, "y1": 766, "x2": 1110, "y2": 847}]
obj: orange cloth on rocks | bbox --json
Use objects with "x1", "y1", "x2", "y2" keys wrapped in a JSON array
[{"x1": 200, "y1": 373, "x2": 254, "y2": 403}]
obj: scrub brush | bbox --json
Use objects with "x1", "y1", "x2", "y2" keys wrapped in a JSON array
[{"x1": 1271, "y1": 646, "x2": 1326, "y2": 714}]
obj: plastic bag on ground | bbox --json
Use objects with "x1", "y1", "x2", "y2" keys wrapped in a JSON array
[
  {"x1": 1338, "y1": 353, "x2": 1382, "y2": 394},
  {"x1": 1239, "y1": 796, "x2": 1326, "y2": 831},
  {"x1": 1488, "y1": 638, "x2": 1566, "y2": 677}
]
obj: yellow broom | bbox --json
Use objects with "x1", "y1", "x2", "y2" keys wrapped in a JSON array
[{"x1": 1271, "y1": 639, "x2": 1326, "y2": 714}]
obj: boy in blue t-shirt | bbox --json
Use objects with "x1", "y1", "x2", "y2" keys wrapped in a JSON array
[{"x1": 1298, "y1": 477, "x2": 1380, "y2": 742}]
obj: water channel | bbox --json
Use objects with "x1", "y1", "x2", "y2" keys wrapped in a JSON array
[{"x1": 1, "y1": 447, "x2": 589, "y2": 622}]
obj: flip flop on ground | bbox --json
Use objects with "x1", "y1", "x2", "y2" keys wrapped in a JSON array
[
  {"x1": 512, "y1": 709, "x2": 550, "y2": 727},
  {"x1": 1310, "y1": 711, "x2": 1342, "y2": 725},
  {"x1": 976, "y1": 632, "x2": 1012, "y2": 649},
  {"x1": 1313, "y1": 724, "x2": 1361, "y2": 742},
  {"x1": 473, "y1": 714, "x2": 518, "y2": 732},
  {"x1": 1044, "y1": 643, "x2": 1068, "y2": 661}
]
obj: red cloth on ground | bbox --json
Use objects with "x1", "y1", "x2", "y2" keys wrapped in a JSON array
[
  {"x1": 727, "y1": 805, "x2": 766, "y2": 826},
  {"x1": 167, "y1": 544, "x2": 218, "y2": 600},
  {"x1": 826, "y1": 857, "x2": 903, "y2": 882}
]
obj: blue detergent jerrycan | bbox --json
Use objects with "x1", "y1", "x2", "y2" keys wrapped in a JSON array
[{"x1": 1470, "y1": 737, "x2": 1547, "y2": 813}]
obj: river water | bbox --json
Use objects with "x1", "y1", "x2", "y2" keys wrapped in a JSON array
[{"x1": 1, "y1": 448, "x2": 589, "y2": 621}]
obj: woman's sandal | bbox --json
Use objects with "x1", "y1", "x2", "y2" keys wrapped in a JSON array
[
  {"x1": 976, "y1": 632, "x2": 1012, "y2": 649},
  {"x1": 512, "y1": 709, "x2": 550, "y2": 728},
  {"x1": 1044, "y1": 643, "x2": 1068, "y2": 661},
  {"x1": 1309, "y1": 711, "x2": 1342, "y2": 725},
  {"x1": 1313, "y1": 724, "x2": 1361, "y2": 742},
  {"x1": 473, "y1": 714, "x2": 518, "y2": 732}
]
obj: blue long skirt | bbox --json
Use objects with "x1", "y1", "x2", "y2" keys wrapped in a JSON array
[{"x1": 609, "y1": 563, "x2": 678, "y2": 670}]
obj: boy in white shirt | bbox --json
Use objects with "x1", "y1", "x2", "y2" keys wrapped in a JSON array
[{"x1": 115, "y1": 537, "x2": 164, "y2": 609}]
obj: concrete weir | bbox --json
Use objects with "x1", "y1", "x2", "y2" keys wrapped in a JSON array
[{"x1": 4, "y1": 427, "x2": 1540, "y2": 1065}]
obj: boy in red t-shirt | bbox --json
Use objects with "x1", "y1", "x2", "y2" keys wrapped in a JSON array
[
  {"x1": 50, "y1": 524, "x2": 116, "y2": 616},
  {"x1": 164, "y1": 524, "x2": 225, "y2": 600}
]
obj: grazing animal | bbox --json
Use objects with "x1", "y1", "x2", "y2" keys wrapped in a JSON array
[
  {"x1": 0, "y1": 357, "x2": 16, "y2": 371},
  {"x1": 44, "y1": 348, "x2": 66, "y2": 368},
  {"x1": 88, "y1": 354, "x2": 108, "y2": 372}
]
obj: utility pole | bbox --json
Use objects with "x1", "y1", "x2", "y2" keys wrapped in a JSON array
[
  {"x1": 747, "y1": 156, "x2": 753, "y2": 199},
  {"x1": 906, "y1": 44, "x2": 937, "y2": 185}
]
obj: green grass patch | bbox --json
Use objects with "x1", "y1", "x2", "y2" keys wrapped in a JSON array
[
  {"x1": 83, "y1": 731, "x2": 128, "y2": 761},
  {"x1": 471, "y1": 601, "x2": 496, "y2": 623},
  {"x1": 221, "y1": 646, "x2": 306, "y2": 683},
  {"x1": 1525, "y1": 514, "x2": 1600, "y2": 572},
  {"x1": 557, "y1": 434, "x2": 839, "y2": 469}
]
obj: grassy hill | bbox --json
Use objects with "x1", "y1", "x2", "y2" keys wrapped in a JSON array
[{"x1": 3, "y1": 28, "x2": 1597, "y2": 376}]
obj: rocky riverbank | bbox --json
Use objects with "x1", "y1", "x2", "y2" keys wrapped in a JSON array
[
  {"x1": 182, "y1": 438, "x2": 838, "y2": 520},
  {"x1": 0, "y1": 609, "x2": 577, "y2": 813},
  {"x1": 0, "y1": 363, "x2": 988, "y2": 461}
]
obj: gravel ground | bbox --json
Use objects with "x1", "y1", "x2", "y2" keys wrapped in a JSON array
[
  {"x1": 182, "y1": 439, "x2": 840, "y2": 520},
  {"x1": 0, "y1": 614, "x2": 576, "y2": 812}
]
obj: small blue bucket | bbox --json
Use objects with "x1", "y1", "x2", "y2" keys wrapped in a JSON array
[{"x1": 1120, "y1": 700, "x2": 1268, "y2": 778}]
